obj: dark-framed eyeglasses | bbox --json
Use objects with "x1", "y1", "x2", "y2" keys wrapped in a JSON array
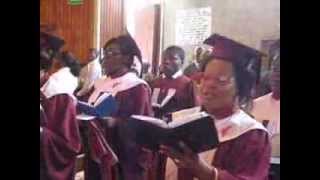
[{"x1": 104, "y1": 50, "x2": 122, "y2": 57}]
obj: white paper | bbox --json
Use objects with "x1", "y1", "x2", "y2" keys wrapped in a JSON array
[
  {"x1": 171, "y1": 106, "x2": 202, "y2": 121},
  {"x1": 175, "y1": 7, "x2": 212, "y2": 46},
  {"x1": 76, "y1": 114, "x2": 96, "y2": 121},
  {"x1": 169, "y1": 111, "x2": 209, "y2": 128},
  {"x1": 131, "y1": 115, "x2": 168, "y2": 128}
]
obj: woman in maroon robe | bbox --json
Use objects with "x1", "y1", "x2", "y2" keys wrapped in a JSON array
[
  {"x1": 40, "y1": 51, "x2": 82, "y2": 180},
  {"x1": 160, "y1": 34, "x2": 271, "y2": 180},
  {"x1": 83, "y1": 35, "x2": 154, "y2": 180}
]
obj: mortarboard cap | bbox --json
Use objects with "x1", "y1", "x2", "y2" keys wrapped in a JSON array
[
  {"x1": 202, "y1": 34, "x2": 264, "y2": 83},
  {"x1": 203, "y1": 34, "x2": 263, "y2": 63}
]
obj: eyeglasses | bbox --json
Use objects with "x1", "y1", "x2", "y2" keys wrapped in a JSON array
[
  {"x1": 104, "y1": 50, "x2": 122, "y2": 57},
  {"x1": 101, "y1": 50, "x2": 122, "y2": 63}
]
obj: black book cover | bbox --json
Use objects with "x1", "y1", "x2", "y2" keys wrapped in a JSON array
[{"x1": 128, "y1": 111, "x2": 219, "y2": 153}]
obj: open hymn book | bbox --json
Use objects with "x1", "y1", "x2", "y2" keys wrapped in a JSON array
[
  {"x1": 128, "y1": 107, "x2": 219, "y2": 153},
  {"x1": 76, "y1": 93, "x2": 118, "y2": 121}
]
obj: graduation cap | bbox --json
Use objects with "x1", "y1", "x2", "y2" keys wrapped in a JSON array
[
  {"x1": 201, "y1": 34, "x2": 264, "y2": 83},
  {"x1": 203, "y1": 34, "x2": 263, "y2": 63}
]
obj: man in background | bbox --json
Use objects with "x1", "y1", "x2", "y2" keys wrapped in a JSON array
[
  {"x1": 183, "y1": 46, "x2": 203, "y2": 77},
  {"x1": 149, "y1": 45, "x2": 197, "y2": 180},
  {"x1": 76, "y1": 48, "x2": 102, "y2": 97}
]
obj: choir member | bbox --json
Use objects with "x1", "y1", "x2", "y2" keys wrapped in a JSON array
[
  {"x1": 77, "y1": 48, "x2": 102, "y2": 97},
  {"x1": 251, "y1": 40, "x2": 280, "y2": 180},
  {"x1": 183, "y1": 46, "x2": 204, "y2": 77},
  {"x1": 40, "y1": 31, "x2": 65, "y2": 86},
  {"x1": 150, "y1": 45, "x2": 197, "y2": 118},
  {"x1": 149, "y1": 45, "x2": 197, "y2": 180},
  {"x1": 40, "y1": 51, "x2": 82, "y2": 180},
  {"x1": 160, "y1": 34, "x2": 271, "y2": 180},
  {"x1": 83, "y1": 35, "x2": 154, "y2": 180}
]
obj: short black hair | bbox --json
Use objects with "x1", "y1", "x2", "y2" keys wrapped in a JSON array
[
  {"x1": 103, "y1": 35, "x2": 142, "y2": 68},
  {"x1": 57, "y1": 51, "x2": 81, "y2": 77},
  {"x1": 164, "y1": 46, "x2": 185, "y2": 64},
  {"x1": 40, "y1": 49, "x2": 52, "y2": 71}
]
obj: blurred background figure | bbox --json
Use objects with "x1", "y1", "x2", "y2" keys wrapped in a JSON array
[
  {"x1": 40, "y1": 50, "x2": 82, "y2": 180},
  {"x1": 183, "y1": 46, "x2": 204, "y2": 77},
  {"x1": 251, "y1": 39, "x2": 280, "y2": 180},
  {"x1": 77, "y1": 48, "x2": 102, "y2": 97}
]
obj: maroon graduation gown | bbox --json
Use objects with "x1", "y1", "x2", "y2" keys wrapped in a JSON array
[
  {"x1": 85, "y1": 84, "x2": 154, "y2": 180},
  {"x1": 178, "y1": 129, "x2": 271, "y2": 180},
  {"x1": 40, "y1": 93, "x2": 82, "y2": 180},
  {"x1": 150, "y1": 75, "x2": 197, "y2": 180}
]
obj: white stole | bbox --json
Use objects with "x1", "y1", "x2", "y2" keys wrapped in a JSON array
[
  {"x1": 88, "y1": 72, "x2": 149, "y2": 104},
  {"x1": 151, "y1": 88, "x2": 176, "y2": 108},
  {"x1": 40, "y1": 67, "x2": 78, "y2": 101},
  {"x1": 151, "y1": 70, "x2": 183, "y2": 108}
]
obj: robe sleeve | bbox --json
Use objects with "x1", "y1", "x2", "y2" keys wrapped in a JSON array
[
  {"x1": 41, "y1": 94, "x2": 82, "y2": 179},
  {"x1": 215, "y1": 130, "x2": 271, "y2": 180}
]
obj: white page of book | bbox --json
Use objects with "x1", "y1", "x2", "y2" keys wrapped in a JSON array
[
  {"x1": 172, "y1": 106, "x2": 201, "y2": 121},
  {"x1": 131, "y1": 115, "x2": 169, "y2": 128},
  {"x1": 76, "y1": 114, "x2": 95, "y2": 121},
  {"x1": 168, "y1": 111, "x2": 209, "y2": 128}
]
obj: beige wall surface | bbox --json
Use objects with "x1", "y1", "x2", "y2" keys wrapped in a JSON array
[{"x1": 162, "y1": 0, "x2": 280, "y2": 64}]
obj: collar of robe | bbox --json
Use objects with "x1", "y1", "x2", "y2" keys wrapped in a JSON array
[
  {"x1": 151, "y1": 88, "x2": 176, "y2": 108},
  {"x1": 88, "y1": 72, "x2": 149, "y2": 104},
  {"x1": 163, "y1": 70, "x2": 183, "y2": 79},
  {"x1": 213, "y1": 110, "x2": 268, "y2": 143},
  {"x1": 40, "y1": 67, "x2": 78, "y2": 100}
]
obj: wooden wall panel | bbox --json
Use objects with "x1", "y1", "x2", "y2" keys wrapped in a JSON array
[
  {"x1": 100, "y1": 0, "x2": 125, "y2": 47},
  {"x1": 40, "y1": 0, "x2": 95, "y2": 63}
]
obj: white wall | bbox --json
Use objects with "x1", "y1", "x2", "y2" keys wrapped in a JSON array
[{"x1": 162, "y1": 0, "x2": 280, "y2": 64}]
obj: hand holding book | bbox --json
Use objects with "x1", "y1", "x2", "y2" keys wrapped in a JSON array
[
  {"x1": 77, "y1": 93, "x2": 119, "y2": 120},
  {"x1": 128, "y1": 107, "x2": 219, "y2": 153}
]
